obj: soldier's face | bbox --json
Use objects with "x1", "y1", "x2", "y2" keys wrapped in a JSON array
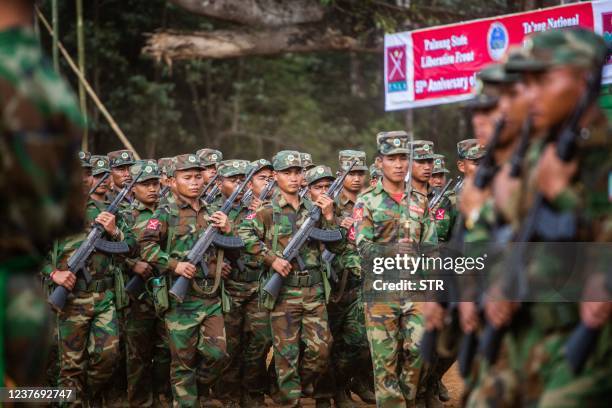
[
  {"x1": 201, "y1": 165, "x2": 217, "y2": 183},
  {"x1": 430, "y1": 173, "x2": 446, "y2": 188},
  {"x1": 133, "y1": 179, "x2": 160, "y2": 206},
  {"x1": 412, "y1": 159, "x2": 433, "y2": 183},
  {"x1": 82, "y1": 168, "x2": 92, "y2": 194},
  {"x1": 471, "y1": 105, "x2": 502, "y2": 145},
  {"x1": 343, "y1": 170, "x2": 366, "y2": 193},
  {"x1": 309, "y1": 178, "x2": 333, "y2": 201},
  {"x1": 523, "y1": 66, "x2": 586, "y2": 131},
  {"x1": 111, "y1": 165, "x2": 132, "y2": 188},
  {"x1": 274, "y1": 167, "x2": 302, "y2": 194},
  {"x1": 175, "y1": 170, "x2": 204, "y2": 198},
  {"x1": 457, "y1": 159, "x2": 480, "y2": 178},
  {"x1": 220, "y1": 175, "x2": 246, "y2": 199},
  {"x1": 378, "y1": 154, "x2": 408, "y2": 183},
  {"x1": 250, "y1": 169, "x2": 273, "y2": 196},
  {"x1": 92, "y1": 173, "x2": 110, "y2": 195},
  {"x1": 499, "y1": 82, "x2": 530, "y2": 144}
]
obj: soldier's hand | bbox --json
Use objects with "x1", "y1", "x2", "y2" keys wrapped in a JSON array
[
  {"x1": 221, "y1": 262, "x2": 232, "y2": 279},
  {"x1": 272, "y1": 257, "x2": 292, "y2": 277},
  {"x1": 535, "y1": 144, "x2": 578, "y2": 202},
  {"x1": 315, "y1": 195, "x2": 335, "y2": 222},
  {"x1": 580, "y1": 302, "x2": 612, "y2": 328},
  {"x1": 248, "y1": 197, "x2": 263, "y2": 212},
  {"x1": 52, "y1": 270, "x2": 77, "y2": 290},
  {"x1": 96, "y1": 211, "x2": 118, "y2": 236},
  {"x1": 459, "y1": 302, "x2": 479, "y2": 333},
  {"x1": 132, "y1": 261, "x2": 152, "y2": 278},
  {"x1": 459, "y1": 176, "x2": 489, "y2": 218},
  {"x1": 485, "y1": 300, "x2": 517, "y2": 329},
  {"x1": 423, "y1": 302, "x2": 446, "y2": 331},
  {"x1": 492, "y1": 163, "x2": 520, "y2": 212},
  {"x1": 340, "y1": 217, "x2": 354, "y2": 230},
  {"x1": 175, "y1": 262, "x2": 196, "y2": 279},
  {"x1": 210, "y1": 211, "x2": 231, "y2": 233}
]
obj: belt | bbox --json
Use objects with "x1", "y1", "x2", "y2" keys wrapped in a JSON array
[
  {"x1": 189, "y1": 276, "x2": 218, "y2": 298},
  {"x1": 73, "y1": 277, "x2": 114, "y2": 293},
  {"x1": 284, "y1": 270, "x2": 322, "y2": 287},
  {"x1": 230, "y1": 268, "x2": 260, "y2": 282}
]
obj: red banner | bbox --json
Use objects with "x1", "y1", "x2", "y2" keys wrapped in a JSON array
[{"x1": 385, "y1": 1, "x2": 612, "y2": 111}]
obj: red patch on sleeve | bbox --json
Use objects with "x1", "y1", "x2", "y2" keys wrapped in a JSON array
[
  {"x1": 146, "y1": 219, "x2": 161, "y2": 230},
  {"x1": 353, "y1": 207, "x2": 364, "y2": 222},
  {"x1": 348, "y1": 226, "x2": 356, "y2": 242},
  {"x1": 435, "y1": 209, "x2": 445, "y2": 220},
  {"x1": 245, "y1": 212, "x2": 256, "y2": 220}
]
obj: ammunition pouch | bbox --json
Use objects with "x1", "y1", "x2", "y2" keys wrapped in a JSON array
[
  {"x1": 230, "y1": 267, "x2": 260, "y2": 283},
  {"x1": 147, "y1": 276, "x2": 169, "y2": 317}
]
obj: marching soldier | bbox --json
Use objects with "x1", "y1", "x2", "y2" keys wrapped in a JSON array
[
  {"x1": 238, "y1": 151, "x2": 343, "y2": 407},
  {"x1": 429, "y1": 154, "x2": 457, "y2": 243},
  {"x1": 354, "y1": 133, "x2": 438, "y2": 407},
  {"x1": 139, "y1": 153, "x2": 231, "y2": 407}
]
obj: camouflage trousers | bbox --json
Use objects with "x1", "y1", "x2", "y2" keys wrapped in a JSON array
[
  {"x1": 215, "y1": 279, "x2": 272, "y2": 404},
  {"x1": 270, "y1": 283, "x2": 332, "y2": 407},
  {"x1": 165, "y1": 293, "x2": 228, "y2": 408},
  {"x1": 314, "y1": 286, "x2": 371, "y2": 399},
  {"x1": 125, "y1": 296, "x2": 171, "y2": 407},
  {"x1": 57, "y1": 289, "x2": 120, "y2": 406},
  {"x1": 364, "y1": 299, "x2": 424, "y2": 408}
]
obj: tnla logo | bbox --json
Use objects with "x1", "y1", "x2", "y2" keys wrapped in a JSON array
[{"x1": 387, "y1": 45, "x2": 407, "y2": 92}]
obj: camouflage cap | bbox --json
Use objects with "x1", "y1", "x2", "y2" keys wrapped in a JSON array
[
  {"x1": 273, "y1": 150, "x2": 302, "y2": 171},
  {"x1": 79, "y1": 151, "x2": 92, "y2": 168},
  {"x1": 90, "y1": 155, "x2": 110, "y2": 176},
  {"x1": 339, "y1": 150, "x2": 367, "y2": 172},
  {"x1": 174, "y1": 153, "x2": 203, "y2": 172},
  {"x1": 157, "y1": 157, "x2": 173, "y2": 175},
  {"x1": 305, "y1": 165, "x2": 335, "y2": 185},
  {"x1": 250, "y1": 158, "x2": 273, "y2": 174},
  {"x1": 130, "y1": 162, "x2": 160, "y2": 183},
  {"x1": 432, "y1": 154, "x2": 450, "y2": 174},
  {"x1": 369, "y1": 163, "x2": 381, "y2": 179},
  {"x1": 376, "y1": 131, "x2": 410, "y2": 155},
  {"x1": 506, "y1": 28, "x2": 608, "y2": 73},
  {"x1": 107, "y1": 149, "x2": 136, "y2": 168},
  {"x1": 457, "y1": 139, "x2": 486, "y2": 160},
  {"x1": 463, "y1": 66, "x2": 504, "y2": 110},
  {"x1": 218, "y1": 159, "x2": 250, "y2": 177},
  {"x1": 409, "y1": 140, "x2": 435, "y2": 160},
  {"x1": 196, "y1": 149, "x2": 223, "y2": 167},
  {"x1": 300, "y1": 152, "x2": 315, "y2": 170}
]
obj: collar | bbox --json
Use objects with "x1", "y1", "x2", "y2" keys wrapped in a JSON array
[
  {"x1": 174, "y1": 193, "x2": 205, "y2": 211},
  {"x1": 338, "y1": 190, "x2": 355, "y2": 207},
  {"x1": 274, "y1": 192, "x2": 306, "y2": 211},
  {"x1": 133, "y1": 199, "x2": 156, "y2": 212}
]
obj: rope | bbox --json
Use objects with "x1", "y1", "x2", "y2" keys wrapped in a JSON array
[{"x1": 35, "y1": 7, "x2": 141, "y2": 159}]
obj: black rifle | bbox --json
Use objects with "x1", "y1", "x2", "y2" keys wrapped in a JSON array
[
  {"x1": 48, "y1": 170, "x2": 144, "y2": 312},
  {"x1": 428, "y1": 178, "x2": 453, "y2": 211},
  {"x1": 169, "y1": 168, "x2": 256, "y2": 302},
  {"x1": 262, "y1": 161, "x2": 357, "y2": 298},
  {"x1": 159, "y1": 185, "x2": 170, "y2": 199},
  {"x1": 88, "y1": 173, "x2": 110, "y2": 196},
  {"x1": 480, "y1": 52, "x2": 606, "y2": 366},
  {"x1": 200, "y1": 174, "x2": 219, "y2": 199},
  {"x1": 240, "y1": 189, "x2": 253, "y2": 208},
  {"x1": 259, "y1": 179, "x2": 276, "y2": 201},
  {"x1": 298, "y1": 186, "x2": 308, "y2": 199},
  {"x1": 204, "y1": 184, "x2": 220, "y2": 205}
]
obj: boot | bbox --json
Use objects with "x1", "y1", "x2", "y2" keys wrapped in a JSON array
[{"x1": 350, "y1": 378, "x2": 376, "y2": 404}]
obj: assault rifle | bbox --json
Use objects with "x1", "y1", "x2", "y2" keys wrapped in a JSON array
[
  {"x1": 262, "y1": 161, "x2": 357, "y2": 298},
  {"x1": 88, "y1": 173, "x2": 110, "y2": 196},
  {"x1": 204, "y1": 184, "x2": 220, "y2": 205},
  {"x1": 48, "y1": 170, "x2": 144, "y2": 312},
  {"x1": 169, "y1": 168, "x2": 256, "y2": 302},
  {"x1": 159, "y1": 185, "x2": 170, "y2": 199}
]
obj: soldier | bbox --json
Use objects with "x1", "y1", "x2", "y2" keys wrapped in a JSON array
[
  {"x1": 123, "y1": 162, "x2": 172, "y2": 406},
  {"x1": 107, "y1": 149, "x2": 136, "y2": 205},
  {"x1": 43, "y1": 156, "x2": 137, "y2": 405},
  {"x1": 429, "y1": 154, "x2": 448, "y2": 189},
  {"x1": 139, "y1": 153, "x2": 231, "y2": 407},
  {"x1": 369, "y1": 163, "x2": 381, "y2": 187},
  {"x1": 238, "y1": 151, "x2": 343, "y2": 407},
  {"x1": 244, "y1": 159, "x2": 275, "y2": 211},
  {"x1": 298, "y1": 152, "x2": 315, "y2": 197},
  {"x1": 474, "y1": 29, "x2": 612, "y2": 406},
  {"x1": 354, "y1": 132, "x2": 438, "y2": 407},
  {"x1": 0, "y1": 0, "x2": 85, "y2": 387},
  {"x1": 429, "y1": 154, "x2": 458, "y2": 244},
  {"x1": 456, "y1": 139, "x2": 485, "y2": 180},
  {"x1": 196, "y1": 148, "x2": 223, "y2": 184},
  {"x1": 211, "y1": 160, "x2": 272, "y2": 408},
  {"x1": 80, "y1": 151, "x2": 93, "y2": 194}
]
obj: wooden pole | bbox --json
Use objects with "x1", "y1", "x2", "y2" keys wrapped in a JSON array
[
  {"x1": 51, "y1": 0, "x2": 59, "y2": 72},
  {"x1": 76, "y1": 0, "x2": 88, "y2": 151}
]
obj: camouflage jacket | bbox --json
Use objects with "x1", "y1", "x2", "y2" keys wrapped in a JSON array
[
  {"x1": 40, "y1": 199, "x2": 137, "y2": 280},
  {"x1": 355, "y1": 180, "x2": 438, "y2": 259},
  {"x1": 333, "y1": 190, "x2": 361, "y2": 277},
  {"x1": 430, "y1": 190, "x2": 458, "y2": 242},
  {"x1": 238, "y1": 193, "x2": 344, "y2": 274},
  {"x1": 124, "y1": 200, "x2": 158, "y2": 272},
  {"x1": 139, "y1": 192, "x2": 224, "y2": 280},
  {"x1": 0, "y1": 27, "x2": 85, "y2": 262}
]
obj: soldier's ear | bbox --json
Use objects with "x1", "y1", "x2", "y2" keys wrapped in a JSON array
[
  {"x1": 273, "y1": 171, "x2": 278, "y2": 181},
  {"x1": 457, "y1": 160, "x2": 465, "y2": 174},
  {"x1": 375, "y1": 156, "x2": 382, "y2": 167}
]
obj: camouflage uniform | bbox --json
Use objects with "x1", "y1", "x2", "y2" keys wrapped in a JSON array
[
  {"x1": 238, "y1": 151, "x2": 344, "y2": 407},
  {"x1": 212, "y1": 160, "x2": 273, "y2": 407},
  {"x1": 0, "y1": 24, "x2": 85, "y2": 386},
  {"x1": 429, "y1": 154, "x2": 458, "y2": 243},
  {"x1": 106, "y1": 149, "x2": 136, "y2": 207},
  {"x1": 300, "y1": 152, "x2": 315, "y2": 171},
  {"x1": 355, "y1": 133, "x2": 438, "y2": 407},
  {"x1": 139, "y1": 154, "x2": 229, "y2": 407},
  {"x1": 468, "y1": 29, "x2": 612, "y2": 407},
  {"x1": 124, "y1": 163, "x2": 172, "y2": 406}
]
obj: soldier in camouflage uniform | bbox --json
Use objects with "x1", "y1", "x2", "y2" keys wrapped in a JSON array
[
  {"x1": 107, "y1": 149, "x2": 136, "y2": 204},
  {"x1": 196, "y1": 148, "x2": 223, "y2": 185},
  {"x1": 209, "y1": 160, "x2": 272, "y2": 407},
  {"x1": 238, "y1": 151, "x2": 344, "y2": 407},
  {"x1": 0, "y1": 0, "x2": 85, "y2": 387},
  {"x1": 469, "y1": 28, "x2": 612, "y2": 407},
  {"x1": 354, "y1": 132, "x2": 438, "y2": 407},
  {"x1": 123, "y1": 162, "x2": 172, "y2": 406},
  {"x1": 139, "y1": 153, "x2": 231, "y2": 407},
  {"x1": 41, "y1": 156, "x2": 137, "y2": 405},
  {"x1": 369, "y1": 163, "x2": 381, "y2": 188},
  {"x1": 429, "y1": 154, "x2": 458, "y2": 243},
  {"x1": 79, "y1": 151, "x2": 93, "y2": 194},
  {"x1": 245, "y1": 158, "x2": 275, "y2": 211}
]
